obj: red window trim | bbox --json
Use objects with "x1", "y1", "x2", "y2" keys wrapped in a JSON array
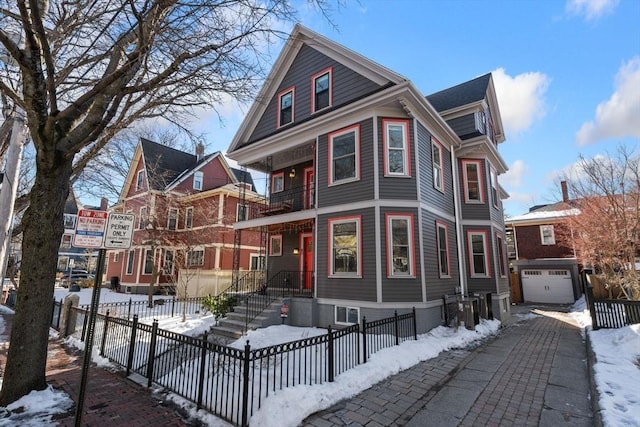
[
  {"x1": 327, "y1": 215, "x2": 362, "y2": 277},
  {"x1": 436, "y1": 220, "x2": 451, "y2": 278},
  {"x1": 385, "y1": 213, "x2": 416, "y2": 277},
  {"x1": 276, "y1": 86, "x2": 295, "y2": 129},
  {"x1": 310, "y1": 67, "x2": 333, "y2": 113},
  {"x1": 327, "y1": 124, "x2": 361, "y2": 186},
  {"x1": 462, "y1": 159, "x2": 485, "y2": 204},
  {"x1": 382, "y1": 118, "x2": 412, "y2": 177},
  {"x1": 467, "y1": 229, "x2": 492, "y2": 278},
  {"x1": 431, "y1": 136, "x2": 445, "y2": 193}
]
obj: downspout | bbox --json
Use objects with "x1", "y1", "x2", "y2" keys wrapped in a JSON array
[{"x1": 451, "y1": 146, "x2": 467, "y2": 296}]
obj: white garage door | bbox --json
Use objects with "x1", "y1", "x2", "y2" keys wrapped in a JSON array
[{"x1": 521, "y1": 269, "x2": 574, "y2": 304}]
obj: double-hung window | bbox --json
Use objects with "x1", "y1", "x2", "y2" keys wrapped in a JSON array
[
  {"x1": 490, "y1": 167, "x2": 499, "y2": 208},
  {"x1": 329, "y1": 125, "x2": 359, "y2": 185},
  {"x1": 237, "y1": 203, "x2": 248, "y2": 221},
  {"x1": 436, "y1": 222, "x2": 450, "y2": 277},
  {"x1": 329, "y1": 216, "x2": 361, "y2": 276},
  {"x1": 496, "y1": 233, "x2": 507, "y2": 277},
  {"x1": 163, "y1": 250, "x2": 174, "y2": 275},
  {"x1": 312, "y1": 68, "x2": 332, "y2": 112},
  {"x1": 138, "y1": 206, "x2": 147, "y2": 229},
  {"x1": 185, "y1": 207, "x2": 193, "y2": 229},
  {"x1": 143, "y1": 249, "x2": 154, "y2": 275},
  {"x1": 386, "y1": 214, "x2": 415, "y2": 277},
  {"x1": 126, "y1": 250, "x2": 135, "y2": 275},
  {"x1": 468, "y1": 231, "x2": 489, "y2": 277},
  {"x1": 278, "y1": 87, "x2": 294, "y2": 127},
  {"x1": 193, "y1": 171, "x2": 203, "y2": 190},
  {"x1": 269, "y1": 235, "x2": 282, "y2": 256},
  {"x1": 383, "y1": 119, "x2": 410, "y2": 177},
  {"x1": 432, "y1": 139, "x2": 444, "y2": 191},
  {"x1": 462, "y1": 160, "x2": 484, "y2": 203},
  {"x1": 167, "y1": 208, "x2": 178, "y2": 230},
  {"x1": 136, "y1": 170, "x2": 145, "y2": 191},
  {"x1": 540, "y1": 225, "x2": 555, "y2": 245},
  {"x1": 271, "y1": 172, "x2": 284, "y2": 193}
]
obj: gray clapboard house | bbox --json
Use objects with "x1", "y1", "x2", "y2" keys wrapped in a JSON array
[{"x1": 226, "y1": 24, "x2": 511, "y2": 332}]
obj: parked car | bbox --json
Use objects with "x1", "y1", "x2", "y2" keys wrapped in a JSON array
[{"x1": 60, "y1": 271, "x2": 94, "y2": 288}]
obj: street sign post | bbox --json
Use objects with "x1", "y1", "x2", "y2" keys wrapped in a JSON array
[{"x1": 103, "y1": 213, "x2": 135, "y2": 249}]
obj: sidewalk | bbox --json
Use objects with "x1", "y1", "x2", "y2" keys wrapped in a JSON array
[
  {"x1": 301, "y1": 305, "x2": 595, "y2": 427},
  {"x1": 0, "y1": 310, "x2": 192, "y2": 426}
]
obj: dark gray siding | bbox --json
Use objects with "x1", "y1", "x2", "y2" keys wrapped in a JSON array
[
  {"x1": 378, "y1": 117, "x2": 418, "y2": 200},
  {"x1": 459, "y1": 158, "x2": 491, "y2": 219},
  {"x1": 416, "y1": 122, "x2": 455, "y2": 212},
  {"x1": 447, "y1": 114, "x2": 481, "y2": 140},
  {"x1": 249, "y1": 45, "x2": 384, "y2": 142},
  {"x1": 422, "y1": 210, "x2": 459, "y2": 301},
  {"x1": 316, "y1": 208, "x2": 377, "y2": 302},
  {"x1": 379, "y1": 207, "x2": 422, "y2": 302},
  {"x1": 266, "y1": 231, "x2": 303, "y2": 273},
  {"x1": 462, "y1": 225, "x2": 498, "y2": 294},
  {"x1": 493, "y1": 225, "x2": 510, "y2": 294},
  {"x1": 317, "y1": 118, "x2": 375, "y2": 207}
]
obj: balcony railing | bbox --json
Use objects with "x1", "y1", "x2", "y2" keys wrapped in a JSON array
[{"x1": 242, "y1": 184, "x2": 313, "y2": 220}]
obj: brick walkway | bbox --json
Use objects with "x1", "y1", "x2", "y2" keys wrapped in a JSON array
[{"x1": 0, "y1": 310, "x2": 192, "y2": 426}]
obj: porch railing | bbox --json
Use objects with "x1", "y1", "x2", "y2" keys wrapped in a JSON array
[{"x1": 241, "y1": 184, "x2": 313, "y2": 220}]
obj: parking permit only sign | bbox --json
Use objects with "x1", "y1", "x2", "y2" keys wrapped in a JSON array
[
  {"x1": 73, "y1": 209, "x2": 108, "y2": 248},
  {"x1": 104, "y1": 213, "x2": 135, "y2": 249}
]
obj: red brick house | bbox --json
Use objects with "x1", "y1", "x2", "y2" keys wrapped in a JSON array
[
  {"x1": 105, "y1": 138, "x2": 262, "y2": 296},
  {"x1": 505, "y1": 182, "x2": 580, "y2": 304}
]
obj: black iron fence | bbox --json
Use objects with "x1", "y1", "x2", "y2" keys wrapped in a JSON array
[
  {"x1": 80, "y1": 296, "x2": 209, "y2": 320},
  {"x1": 585, "y1": 285, "x2": 640, "y2": 329},
  {"x1": 64, "y1": 305, "x2": 416, "y2": 426}
]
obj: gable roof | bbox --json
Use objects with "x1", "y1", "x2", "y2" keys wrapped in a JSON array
[
  {"x1": 228, "y1": 24, "x2": 408, "y2": 153},
  {"x1": 140, "y1": 138, "x2": 197, "y2": 190},
  {"x1": 426, "y1": 73, "x2": 492, "y2": 112}
]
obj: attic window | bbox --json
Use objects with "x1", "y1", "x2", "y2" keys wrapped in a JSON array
[
  {"x1": 278, "y1": 87, "x2": 294, "y2": 128},
  {"x1": 312, "y1": 68, "x2": 332, "y2": 112},
  {"x1": 193, "y1": 171, "x2": 203, "y2": 190},
  {"x1": 136, "y1": 170, "x2": 145, "y2": 191}
]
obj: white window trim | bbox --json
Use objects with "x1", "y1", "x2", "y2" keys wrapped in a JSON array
[
  {"x1": 328, "y1": 125, "x2": 360, "y2": 186},
  {"x1": 335, "y1": 305, "x2": 360, "y2": 325},
  {"x1": 436, "y1": 222, "x2": 451, "y2": 278},
  {"x1": 167, "y1": 208, "x2": 178, "y2": 230},
  {"x1": 468, "y1": 231, "x2": 490, "y2": 277},
  {"x1": 271, "y1": 172, "x2": 284, "y2": 193},
  {"x1": 193, "y1": 171, "x2": 203, "y2": 191},
  {"x1": 249, "y1": 253, "x2": 265, "y2": 271},
  {"x1": 136, "y1": 170, "x2": 145, "y2": 191},
  {"x1": 312, "y1": 68, "x2": 332, "y2": 113},
  {"x1": 186, "y1": 248, "x2": 205, "y2": 267},
  {"x1": 236, "y1": 203, "x2": 248, "y2": 221},
  {"x1": 143, "y1": 249, "x2": 154, "y2": 275},
  {"x1": 386, "y1": 213, "x2": 415, "y2": 277},
  {"x1": 462, "y1": 160, "x2": 484, "y2": 204},
  {"x1": 277, "y1": 87, "x2": 295, "y2": 128},
  {"x1": 540, "y1": 225, "x2": 556, "y2": 245},
  {"x1": 383, "y1": 119, "x2": 410, "y2": 177},
  {"x1": 138, "y1": 206, "x2": 147, "y2": 229},
  {"x1": 113, "y1": 252, "x2": 120, "y2": 263},
  {"x1": 163, "y1": 249, "x2": 174, "y2": 275},
  {"x1": 269, "y1": 234, "x2": 282, "y2": 257},
  {"x1": 496, "y1": 233, "x2": 507, "y2": 277},
  {"x1": 490, "y1": 167, "x2": 499, "y2": 208},
  {"x1": 432, "y1": 139, "x2": 444, "y2": 192},
  {"x1": 185, "y1": 207, "x2": 194, "y2": 229},
  {"x1": 328, "y1": 216, "x2": 362, "y2": 277}
]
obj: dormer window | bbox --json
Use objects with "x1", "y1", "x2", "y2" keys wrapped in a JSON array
[
  {"x1": 312, "y1": 68, "x2": 332, "y2": 112},
  {"x1": 136, "y1": 170, "x2": 145, "y2": 191},
  {"x1": 277, "y1": 87, "x2": 295, "y2": 127},
  {"x1": 193, "y1": 171, "x2": 203, "y2": 190}
]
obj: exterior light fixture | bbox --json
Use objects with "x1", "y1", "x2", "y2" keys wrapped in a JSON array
[
  {"x1": 293, "y1": 247, "x2": 299, "y2": 255},
  {"x1": 289, "y1": 168, "x2": 296, "y2": 178}
]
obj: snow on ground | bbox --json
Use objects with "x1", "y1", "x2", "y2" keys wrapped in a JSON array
[{"x1": 0, "y1": 292, "x2": 639, "y2": 426}]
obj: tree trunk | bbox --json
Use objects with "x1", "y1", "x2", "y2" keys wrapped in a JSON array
[{"x1": 0, "y1": 157, "x2": 72, "y2": 406}]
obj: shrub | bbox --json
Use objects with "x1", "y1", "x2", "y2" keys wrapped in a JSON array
[{"x1": 202, "y1": 294, "x2": 237, "y2": 320}]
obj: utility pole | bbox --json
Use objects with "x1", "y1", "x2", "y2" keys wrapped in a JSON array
[{"x1": 0, "y1": 107, "x2": 27, "y2": 281}]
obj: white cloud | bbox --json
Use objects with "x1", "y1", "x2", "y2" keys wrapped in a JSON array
[
  {"x1": 566, "y1": 0, "x2": 619, "y2": 21},
  {"x1": 500, "y1": 159, "x2": 527, "y2": 188},
  {"x1": 492, "y1": 68, "x2": 550, "y2": 137},
  {"x1": 575, "y1": 56, "x2": 640, "y2": 146}
]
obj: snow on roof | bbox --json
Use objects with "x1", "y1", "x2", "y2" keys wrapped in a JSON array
[{"x1": 507, "y1": 208, "x2": 580, "y2": 223}]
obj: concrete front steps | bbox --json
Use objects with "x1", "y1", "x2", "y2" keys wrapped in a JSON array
[{"x1": 208, "y1": 296, "x2": 285, "y2": 344}]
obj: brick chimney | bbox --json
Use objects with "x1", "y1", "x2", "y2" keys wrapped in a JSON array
[
  {"x1": 195, "y1": 143, "x2": 205, "y2": 161},
  {"x1": 561, "y1": 180, "x2": 569, "y2": 202}
]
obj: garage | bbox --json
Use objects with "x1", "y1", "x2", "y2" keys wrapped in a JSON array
[{"x1": 521, "y1": 269, "x2": 575, "y2": 304}]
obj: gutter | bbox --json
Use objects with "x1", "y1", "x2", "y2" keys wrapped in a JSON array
[{"x1": 451, "y1": 145, "x2": 467, "y2": 296}]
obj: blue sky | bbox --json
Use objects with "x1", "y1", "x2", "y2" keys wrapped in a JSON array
[{"x1": 194, "y1": 0, "x2": 640, "y2": 217}]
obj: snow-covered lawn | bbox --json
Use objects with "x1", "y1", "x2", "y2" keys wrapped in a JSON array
[{"x1": 0, "y1": 295, "x2": 638, "y2": 426}]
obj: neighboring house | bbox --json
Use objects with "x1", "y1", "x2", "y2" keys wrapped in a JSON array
[
  {"x1": 57, "y1": 190, "x2": 100, "y2": 276},
  {"x1": 105, "y1": 138, "x2": 263, "y2": 296},
  {"x1": 226, "y1": 25, "x2": 511, "y2": 332},
  {"x1": 505, "y1": 181, "x2": 581, "y2": 304}
]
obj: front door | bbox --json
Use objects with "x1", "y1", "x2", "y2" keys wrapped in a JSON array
[
  {"x1": 304, "y1": 167, "x2": 315, "y2": 209},
  {"x1": 301, "y1": 234, "x2": 313, "y2": 289}
]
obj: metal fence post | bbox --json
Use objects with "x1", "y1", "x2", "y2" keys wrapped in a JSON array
[
  {"x1": 197, "y1": 332, "x2": 208, "y2": 410},
  {"x1": 394, "y1": 310, "x2": 399, "y2": 346},
  {"x1": 412, "y1": 307, "x2": 417, "y2": 340},
  {"x1": 327, "y1": 326, "x2": 334, "y2": 382},
  {"x1": 100, "y1": 310, "x2": 110, "y2": 357},
  {"x1": 126, "y1": 315, "x2": 139, "y2": 376},
  {"x1": 241, "y1": 340, "x2": 251, "y2": 427},
  {"x1": 361, "y1": 316, "x2": 368, "y2": 363},
  {"x1": 127, "y1": 298, "x2": 132, "y2": 320},
  {"x1": 171, "y1": 296, "x2": 176, "y2": 317},
  {"x1": 146, "y1": 319, "x2": 159, "y2": 387},
  {"x1": 81, "y1": 308, "x2": 89, "y2": 342},
  {"x1": 586, "y1": 285, "x2": 599, "y2": 330}
]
